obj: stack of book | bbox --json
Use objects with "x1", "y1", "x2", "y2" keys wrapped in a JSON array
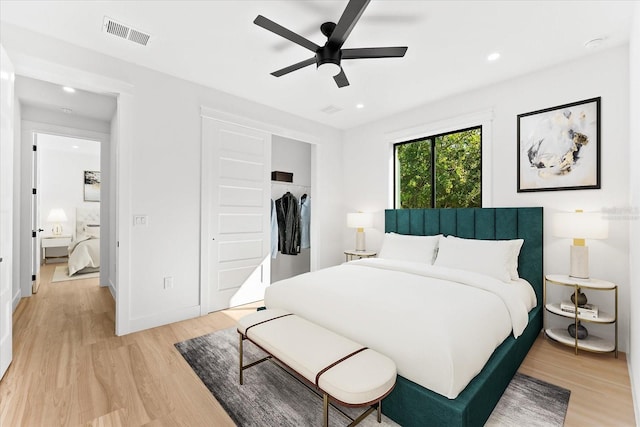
[{"x1": 560, "y1": 301, "x2": 599, "y2": 319}]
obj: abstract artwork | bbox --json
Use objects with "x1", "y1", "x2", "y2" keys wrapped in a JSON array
[
  {"x1": 517, "y1": 97, "x2": 600, "y2": 192},
  {"x1": 84, "y1": 170, "x2": 100, "y2": 202}
]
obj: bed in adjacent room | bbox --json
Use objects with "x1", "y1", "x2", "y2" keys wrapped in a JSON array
[
  {"x1": 264, "y1": 207, "x2": 543, "y2": 427},
  {"x1": 68, "y1": 207, "x2": 100, "y2": 276}
]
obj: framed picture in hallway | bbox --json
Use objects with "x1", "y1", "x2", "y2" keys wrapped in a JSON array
[
  {"x1": 517, "y1": 97, "x2": 601, "y2": 192},
  {"x1": 84, "y1": 170, "x2": 100, "y2": 202}
]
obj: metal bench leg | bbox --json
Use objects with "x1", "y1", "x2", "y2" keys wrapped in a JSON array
[
  {"x1": 323, "y1": 393, "x2": 329, "y2": 427},
  {"x1": 238, "y1": 332, "x2": 244, "y2": 385},
  {"x1": 377, "y1": 401, "x2": 381, "y2": 423}
]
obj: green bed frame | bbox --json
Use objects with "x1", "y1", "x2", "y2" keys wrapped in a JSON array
[{"x1": 382, "y1": 207, "x2": 543, "y2": 427}]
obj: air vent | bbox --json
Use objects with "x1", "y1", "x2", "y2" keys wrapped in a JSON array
[
  {"x1": 103, "y1": 16, "x2": 151, "y2": 46},
  {"x1": 320, "y1": 105, "x2": 342, "y2": 115}
]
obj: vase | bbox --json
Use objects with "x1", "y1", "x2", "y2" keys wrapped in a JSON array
[
  {"x1": 570, "y1": 288, "x2": 588, "y2": 307},
  {"x1": 568, "y1": 321, "x2": 588, "y2": 340}
]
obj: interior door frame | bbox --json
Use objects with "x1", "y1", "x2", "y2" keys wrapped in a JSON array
[
  {"x1": 13, "y1": 57, "x2": 135, "y2": 336},
  {"x1": 199, "y1": 107, "x2": 320, "y2": 315}
]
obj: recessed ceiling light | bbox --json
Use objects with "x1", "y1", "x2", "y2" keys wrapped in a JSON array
[
  {"x1": 72, "y1": 145, "x2": 79, "y2": 149},
  {"x1": 62, "y1": 86, "x2": 76, "y2": 93},
  {"x1": 584, "y1": 38, "x2": 605, "y2": 49},
  {"x1": 487, "y1": 52, "x2": 500, "y2": 62},
  {"x1": 61, "y1": 107, "x2": 73, "y2": 114},
  {"x1": 356, "y1": 103, "x2": 364, "y2": 109}
]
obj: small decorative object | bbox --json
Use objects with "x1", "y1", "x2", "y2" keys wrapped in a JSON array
[
  {"x1": 570, "y1": 288, "x2": 588, "y2": 307},
  {"x1": 517, "y1": 97, "x2": 600, "y2": 192},
  {"x1": 271, "y1": 171, "x2": 293, "y2": 182},
  {"x1": 568, "y1": 321, "x2": 588, "y2": 340}
]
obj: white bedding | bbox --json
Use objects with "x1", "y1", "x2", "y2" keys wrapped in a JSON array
[
  {"x1": 68, "y1": 236, "x2": 100, "y2": 276},
  {"x1": 264, "y1": 258, "x2": 536, "y2": 399}
]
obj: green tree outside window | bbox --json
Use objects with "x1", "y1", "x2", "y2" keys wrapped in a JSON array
[{"x1": 395, "y1": 127, "x2": 481, "y2": 208}]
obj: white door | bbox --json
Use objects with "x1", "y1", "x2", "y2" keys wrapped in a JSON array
[
  {"x1": 0, "y1": 45, "x2": 15, "y2": 380},
  {"x1": 31, "y1": 134, "x2": 41, "y2": 293},
  {"x1": 201, "y1": 118, "x2": 271, "y2": 313}
]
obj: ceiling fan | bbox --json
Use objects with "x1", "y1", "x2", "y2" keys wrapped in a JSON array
[{"x1": 254, "y1": 0, "x2": 408, "y2": 88}]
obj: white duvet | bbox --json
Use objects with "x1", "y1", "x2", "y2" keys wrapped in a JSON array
[
  {"x1": 68, "y1": 236, "x2": 100, "y2": 276},
  {"x1": 264, "y1": 258, "x2": 536, "y2": 399}
]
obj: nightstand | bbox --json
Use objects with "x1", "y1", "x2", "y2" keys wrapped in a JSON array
[
  {"x1": 41, "y1": 235, "x2": 72, "y2": 264},
  {"x1": 344, "y1": 250, "x2": 377, "y2": 262},
  {"x1": 544, "y1": 274, "x2": 617, "y2": 358}
]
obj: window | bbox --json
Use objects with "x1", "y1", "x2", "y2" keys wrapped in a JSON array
[{"x1": 394, "y1": 126, "x2": 482, "y2": 208}]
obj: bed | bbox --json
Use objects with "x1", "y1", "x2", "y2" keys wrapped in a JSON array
[
  {"x1": 264, "y1": 207, "x2": 543, "y2": 427},
  {"x1": 68, "y1": 207, "x2": 101, "y2": 276}
]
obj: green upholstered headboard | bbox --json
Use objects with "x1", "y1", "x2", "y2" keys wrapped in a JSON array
[{"x1": 385, "y1": 207, "x2": 544, "y2": 305}]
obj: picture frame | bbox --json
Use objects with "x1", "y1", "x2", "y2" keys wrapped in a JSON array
[
  {"x1": 84, "y1": 170, "x2": 100, "y2": 202},
  {"x1": 517, "y1": 97, "x2": 601, "y2": 192}
]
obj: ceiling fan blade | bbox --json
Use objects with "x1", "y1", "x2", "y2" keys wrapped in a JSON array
[
  {"x1": 342, "y1": 46, "x2": 408, "y2": 59},
  {"x1": 271, "y1": 57, "x2": 316, "y2": 77},
  {"x1": 254, "y1": 15, "x2": 320, "y2": 52},
  {"x1": 333, "y1": 68, "x2": 350, "y2": 88},
  {"x1": 328, "y1": 0, "x2": 371, "y2": 48}
]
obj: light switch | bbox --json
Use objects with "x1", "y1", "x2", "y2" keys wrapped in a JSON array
[{"x1": 133, "y1": 215, "x2": 148, "y2": 226}]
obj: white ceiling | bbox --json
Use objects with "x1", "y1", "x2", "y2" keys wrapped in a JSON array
[{"x1": 0, "y1": 1, "x2": 635, "y2": 130}]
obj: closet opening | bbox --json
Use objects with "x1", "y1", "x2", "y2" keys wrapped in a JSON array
[{"x1": 270, "y1": 135, "x2": 312, "y2": 283}]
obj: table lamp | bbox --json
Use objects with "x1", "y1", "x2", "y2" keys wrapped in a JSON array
[
  {"x1": 347, "y1": 212, "x2": 373, "y2": 252},
  {"x1": 47, "y1": 208, "x2": 68, "y2": 236},
  {"x1": 552, "y1": 210, "x2": 608, "y2": 279}
]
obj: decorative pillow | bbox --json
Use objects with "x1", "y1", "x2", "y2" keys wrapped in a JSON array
[
  {"x1": 378, "y1": 233, "x2": 441, "y2": 264},
  {"x1": 433, "y1": 235, "x2": 524, "y2": 282},
  {"x1": 84, "y1": 224, "x2": 100, "y2": 238}
]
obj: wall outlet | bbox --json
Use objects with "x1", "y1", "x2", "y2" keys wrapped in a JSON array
[
  {"x1": 133, "y1": 215, "x2": 148, "y2": 226},
  {"x1": 163, "y1": 276, "x2": 174, "y2": 290}
]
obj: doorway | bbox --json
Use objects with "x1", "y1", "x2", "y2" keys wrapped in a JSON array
[{"x1": 34, "y1": 133, "x2": 102, "y2": 289}]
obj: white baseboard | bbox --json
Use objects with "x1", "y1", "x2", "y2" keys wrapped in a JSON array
[
  {"x1": 12, "y1": 288, "x2": 21, "y2": 312},
  {"x1": 107, "y1": 279, "x2": 116, "y2": 300},
  {"x1": 127, "y1": 305, "x2": 201, "y2": 335}
]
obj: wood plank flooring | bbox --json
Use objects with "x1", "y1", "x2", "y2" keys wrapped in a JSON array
[{"x1": 1, "y1": 263, "x2": 636, "y2": 426}]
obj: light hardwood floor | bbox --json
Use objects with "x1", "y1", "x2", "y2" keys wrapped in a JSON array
[{"x1": 0, "y1": 263, "x2": 636, "y2": 426}]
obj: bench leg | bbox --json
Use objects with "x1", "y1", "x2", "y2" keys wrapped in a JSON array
[
  {"x1": 238, "y1": 332, "x2": 244, "y2": 385},
  {"x1": 377, "y1": 400, "x2": 381, "y2": 423},
  {"x1": 323, "y1": 393, "x2": 329, "y2": 427}
]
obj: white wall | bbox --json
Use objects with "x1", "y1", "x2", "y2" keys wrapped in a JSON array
[
  {"x1": 343, "y1": 46, "x2": 631, "y2": 352},
  {"x1": 1, "y1": 23, "x2": 343, "y2": 333},
  {"x1": 38, "y1": 133, "x2": 100, "y2": 240},
  {"x1": 628, "y1": 2, "x2": 640, "y2": 420},
  {"x1": 271, "y1": 135, "x2": 311, "y2": 283}
]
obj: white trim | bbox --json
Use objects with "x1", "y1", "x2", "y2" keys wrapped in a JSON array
[
  {"x1": 14, "y1": 58, "x2": 134, "y2": 336},
  {"x1": 108, "y1": 278, "x2": 116, "y2": 300},
  {"x1": 386, "y1": 109, "x2": 494, "y2": 208},
  {"x1": 200, "y1": 107, "x2": 322, "y2": 145},
  {"x1": 128, "y1": 305, "x2": 201, "y2": 334},
  {"x1": 12, "y1": 288, "x2": 21, "y2": 312}
]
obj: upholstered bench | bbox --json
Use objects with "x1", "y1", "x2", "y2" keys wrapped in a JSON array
[{"x1": 237, "y1": 308, "x2": 397, "y2": 427}]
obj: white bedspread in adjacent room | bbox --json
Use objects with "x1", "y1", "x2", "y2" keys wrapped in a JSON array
[
  {"x1": 264, "y1": 258, "x2": 535, "y2": 399},
  {"x1": 68, "y1": 236, "x2": 100, "y2": 276}
]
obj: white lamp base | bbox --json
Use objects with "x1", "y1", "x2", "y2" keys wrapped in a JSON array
[
  {"x1": 52, "y1": 224, "x2": 63, "y2": 236},
  {"x1": 569, "y1": 245, "x2": 589, "y2": 279},
  {"x1": 355, "y1": 228, "x2": 366, "y2": 252}
]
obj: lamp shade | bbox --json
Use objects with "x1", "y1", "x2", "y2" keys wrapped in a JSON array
[
  {"x1": 347, "y1": 212, "x2": 373, "y2": 229},
  {"x1": 552, "y1": 212, "x2": 608, "y2": 240},
  {"x1": 47, "y1": 208, "x2": 68, "y2": 223}
]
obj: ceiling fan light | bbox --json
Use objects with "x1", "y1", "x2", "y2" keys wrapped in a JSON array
[{"x1": 317, "y1": 62, "x2": 341, "y2": 78}]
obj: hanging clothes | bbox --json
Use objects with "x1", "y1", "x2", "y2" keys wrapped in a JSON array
[
  {"x1": 270, "y1": 198, "x2": 278, "y2": 259},
  {"x1": 275, "y1": 192, "x2": 300, "y2": 255},
  {"x1": 299, "y1": 194, "x2": 310, "y2": 249}
]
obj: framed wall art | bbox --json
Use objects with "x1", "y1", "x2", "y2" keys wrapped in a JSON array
[
  {"x1": 84, "y1": 170, "x2": 101, "y2": 202},
  {"x1": 517, "y1": 97, "x2": 601, "y2": 192}
]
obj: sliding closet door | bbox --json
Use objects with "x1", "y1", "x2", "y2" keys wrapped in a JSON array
[{"x1": 201, "y1": 118, "x2": 271, "y2": 313}]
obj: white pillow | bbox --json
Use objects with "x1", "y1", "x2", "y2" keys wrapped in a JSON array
[
  {"x1": 433, "y1": 235, "x2": 524, "y2": 282},
  {"x1": 378, "y1": 233, "x2": 441, "y2": 264},
  {"x1": 84, "y1": 224, "x2": 100, "y2": 238}
]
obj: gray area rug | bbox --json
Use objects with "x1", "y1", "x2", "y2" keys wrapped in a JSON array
[{"x1": 175, "y1": 328, "x2": 570, "y2": 426}]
